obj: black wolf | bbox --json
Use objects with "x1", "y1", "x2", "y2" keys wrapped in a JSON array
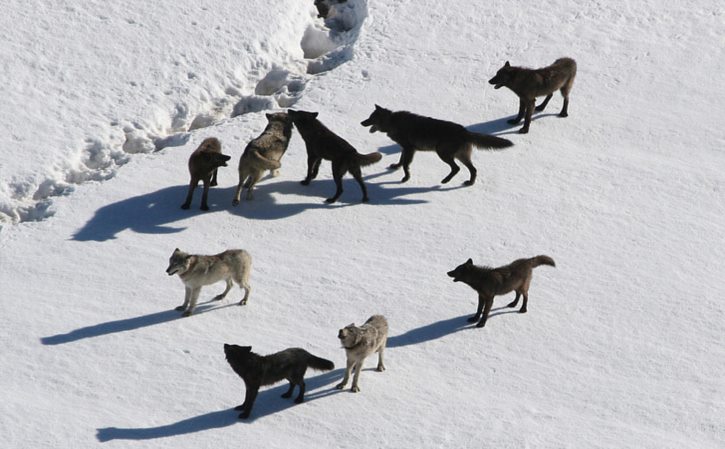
[
  {"x1": 181, "y1": 137, "x2": 231, "y2": 210},
  {"x1": 288, "y1": 109, "x2": 382, "y2": 203},
  {"x1": 447, "y1": 255, "x2": 555, "y2": 328},
  {"x1": 488, "y1": 57, "x2": 577, "y2": 134},
  {"x1": 224, "y1": 344, "x2": 334, "y2": 419},
  {"x1": 360, "y1": 105, "x2": 513, "y2": 184}
]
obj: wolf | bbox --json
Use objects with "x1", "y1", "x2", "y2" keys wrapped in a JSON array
[
  {"x1": 336, "y1": 314, "x2": 388, "y2": 392},
  {"x1": 224, "y1": 344, "x2": 334, "y2": 419},
  {"x1": 360, "y1": 105, "x2": 513, "y2": 185},
  {"x1": 488, "y1": 57, "x2": 577, "y2": 134},
  {"x1": 181, "y1": 137, "x2": 232, "y2": 210},
  {"x1": 288, "y1": 109, "x2": 382, "y2": 203},
  {"x1": 447, "y1": 255, "x2": 555, "y2": 328},
  {"x1": 166, "y1": 248, "x2": 251, "y2": 317},
  {"x1": 232, "y1": 112, "x2": 294, "y2": 205}
]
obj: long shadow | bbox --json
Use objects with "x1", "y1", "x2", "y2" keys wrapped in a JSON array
[
  {"x1": 387, "y1": 314, "x2": 472, "y2": 348},
  {"x1": 95, "y1": 370, "x2": 343, "y2": 441},
  {"x1": 468, "y1": 112, "x2": 561, "y2": 136},
  {"x1": 72, "y1": 184, "x2": 220, "y2": 242},
  {"x1": 39, "y1": 300, "x2": 233, "y2": 346}
]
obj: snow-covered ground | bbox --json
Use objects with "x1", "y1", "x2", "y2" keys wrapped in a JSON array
[{"x1": 1, "y1": 1, "x2": 724, "y2": 448}]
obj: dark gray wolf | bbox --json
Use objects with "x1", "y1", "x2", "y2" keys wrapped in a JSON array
[
  {"x1": 224, "y1": 344, "x2": 334, "y2": 419},
  {"x1": 181, "y1": 137, "x2": 231, "y2": 210},
  {"x1": 232, "y1": 112, "x2": 293, "y2": 205},
  {"x1": 360, "y1": 105, "x2": 513, "y2": 184},
  {"x1": 488, "y1": 57, "x2": 577, "y2": 134},
  {"x1": 288, "y1": 109, "x2": 382, "y2": 203},
  {"x1": 166, "y1": 248, "x2": 251, "y2": 317},
  {"x1": 336, "y1": 314, "x2": 388, "y2": 392},
  {"x1": 447, "y1": 255, "x2": 555, "y2": 328}
]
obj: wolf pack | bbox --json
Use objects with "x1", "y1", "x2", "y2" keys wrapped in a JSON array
[{"x1": 166, "y1": 56, "x2": 575, "y2": 419}]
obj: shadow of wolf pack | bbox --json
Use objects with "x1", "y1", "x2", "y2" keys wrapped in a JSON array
[
  {"x1": 224, "y1": 344, "x2": 334, "y2": 419},
  {"x1": 361, "y1": 105, "x2": 513, "y2": 185}
]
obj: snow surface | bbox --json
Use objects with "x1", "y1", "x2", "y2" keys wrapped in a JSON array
[{"x1": 1, "y1": 0, "x2": 724, "y2": 448}]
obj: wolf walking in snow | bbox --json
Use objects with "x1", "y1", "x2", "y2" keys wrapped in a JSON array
[
  {"x1": 336, "y1": 314, "x2": 388, "y2": 392},
  {"x1": 488, "y1": 57, "x2": 577, "y2": 134},
  {"x1": 224, "y1": 344, "x2": 334, "y2": 419},
  {"x1": 181, "y1": 137, "x2": 231, "y2": 211},
  {"x1": 360, "y1": 105, "x2": 513, "y2": 185},
  {"x1": 232, "y1": 112, "x2": 294, "y2": 205},
  {"x1": 447, "y1": 255, "x2": 555, "y2": 328},
  {"x1": 166, "y1": 248, "x2": 251, "y2": 316}
]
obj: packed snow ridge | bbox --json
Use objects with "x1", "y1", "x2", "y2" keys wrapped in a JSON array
[{"x1": 0, "y1": 0, "x2": 367, "y2": 225}]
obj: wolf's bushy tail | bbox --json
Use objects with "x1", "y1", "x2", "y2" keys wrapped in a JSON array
[
  {"x1": 357, "y1": 152, "x2": 383, "y2": 167},
  {"x1": 531, "y1": 255, "x2": 556, "y2": 268},
  {"x1": 468, "y1": 132, "x2": 514, "y2": 150},
  {"x1": 250, "y1": 149, "x2": 282, "y2": 170},
  {"x1": 308, "y1": 354, "x2": 335, "y2": 371}
]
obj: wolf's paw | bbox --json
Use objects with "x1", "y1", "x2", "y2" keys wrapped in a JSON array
[
  {"x1": 361, "y1": 196, "x2": 370, "y2": 203},
  {"x1": 182, "y1": 310, "x2": 193, "y2": 317},
  {"x1": 212, "y1": 294, "x2": 225, "y2": 301},
  {"x1": 350, "y1": 386, "x2": 360, "y2": 393},
  {"x1": 507, "y1": 118, "x2": 522, "y2": 125},
  {"x1": 234, "y1": 404, "x2": 246, "y2": 411},
  {"x1": 518, "y1": 127, "x2": 529, "y2": 134},
  {"x1": 200, "y1": 204, "x2": 210, "y2": 211},
  {"x1": 238, "y1": 299, "x2": 247, "y2": 306},
  {"x1": 325, "y1": 197, "x2": 337, "y2": 204},
  {"x1": 376, "y1": 365, "x2": 385, "y2": 372},
  {"x1": 281, "y1": 392, "x2": 292, "y2": 399},
  {"x1": 467, "y1": 316, "x2": 479, "y2": 323},
  {"x1": 174, "y1": 305, "x2": 186, "y2": 312},
  {"x1": 335, "y1": 382, "x2": 346, "y2": 390},
  {"x1": 559, "y1": 112, "x2": 568, "y2": 118},
  {"x1": 232, "y1": 199, "x2": 240, "y2": 206},
  {"x1": 294, "y1": 397, "x2": 304, "y2": 404},
  {"x1": 238, "y1": 412, "x2": 250, "y2": 419},
  {"x1": 476, "y1": 321, "x2": 486, "y2": 328},
  {"x1": 300, "y1": 179, "x2": 311, "y2": 186},
  {"x1": 519, "y1": 308, "x2": 527, "y2": 314},
  {"x1": 387, "y1": 163, "x2": 401, "y2": 170},
  {"x1": 400, "y1": 175, "x2": 410, "y2": 183},
  {"x1": 180, "y1": 203, "x2": 190, "y2": 210},
  {"x1": 463, "y1": 180, "x2": 475, "y2": 187}
]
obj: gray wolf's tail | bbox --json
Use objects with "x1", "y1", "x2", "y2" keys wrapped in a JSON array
[
  {"x1": 531, "y1": 255, "x2": 556, "y2": 268},
  {"x1": 308, "y1": 355, "x2": 335, "y2": 371},
  {"x1": 357, "y1": 152, "x2": 383, "y2": 167},
  {"x1": 250, "y1": 149, "x2": 282, "y2": 170},
  {"x1": 467, "y1": 132, "x2": 514, "y2": 150}
]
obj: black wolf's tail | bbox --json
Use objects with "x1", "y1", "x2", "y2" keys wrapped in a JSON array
[
  {"x1": 307, "y1": 354, "x2": 335, "y2": 371},
  {"x1": 531, "y1": 255, "x2": 556, "y2": 268},
  {"x1": 468, "y1": 132, "x2": 514, "y2": 150},
  {"x1": 357, "y1": 151, "x2": 383, "y2": 167}
]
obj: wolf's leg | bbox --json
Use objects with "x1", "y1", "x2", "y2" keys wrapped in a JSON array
[
  {"x1": 214, "y1": 279, "x2": 233, "y2": 301},
  {"x1": 238, "y1": 386, "x2": 259, "y2": 419},
  {"x1": 400, "y1": 147, "x2": 415, "y2": 183},
  {"x1": 326, "y1": 162, "x2": 344, "y2": 203},
  {"x1": 535, "y1": 94, "x2": 553, "y2": 112},
  {"x1": 281, "y1": 382, "x2": 295, "y2": 398},
  {"x1": 508, "y1": 99, "x2": 525, "y2": 124},
  {"x1": 350, "y1": 360, "x2": 364, "y2": 392},
  {"x1": 294, "y1": 380, "x2": 306, "y2": 404},
  {"x1": 476, "y1": 296, "x2": 494, "y2": 328},
  {"x1": 336, "y1": 359, "x2": 354, "y2": 389},
  {"x1": 468, "y1": 294, "x2": 485, "y2": 323},
  {"x1": 349, "y1": 165, "x2": 370, "y2": 203},
  {"x1": 246, "y1": 172, "x2": 264, "y2": 200},
  {"x1": 457, "y1": 150, "x2": 477, "y2": 186},
  {"x1": 238, "y1": 281, "x2": 251, "y2": 306},
  {"x1": 438, "y1": 151, "x2": 460, "y2": 184},
  {"x1": 232, "y1": 176, "x2": 245, "y2": 206},
  {"x1": 520, "y1": 292, "x2": 529, "y2": 313},
  {"x1": 199, "y1": 178, "x2": 211, "y2": 211},
  {"x1": 176, "y1": 287, "x2": 192, "y2": 311},
  {"x1": 210, "y1": 168, "x2": 219, "y2": 187},
  {"x1": 507, "y1": 291, "x2": 521, "y2": 308},
  {"x1": 519, "y1": 100, "x2": 535, "y2": 134},
  {"x1": 388, "y1": 151, "x2": 404, "y2": 170},
  {"x1": 559, "y1": 91, "x2": 570, "y2": 117},
  {"x1": 301, "y1": 155, "x2": 318, "y2": 185},
  {"x1": 376, "y1": 346, "x2": 386, "y2": 372},
  {"x1": 183, "y1": 288, "x2": 201, "y2": 317},
  {"x1": 181, "y1": 178, "x2": 198, "y2": 209}
]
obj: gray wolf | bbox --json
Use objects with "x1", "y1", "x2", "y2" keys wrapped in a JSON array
[
  {"x1": 224, "y1": 344, "x2": 334, "y2": 419},
  {"x1": 447, "y1": 255, "x2": 555, "y2": 328},
  {"x1": 488, "y1": 57, "x2": 577, "y2": 134},
  {"x1": 232, "y1": 112, "x2": 293, "y2": 205},
  {"x1": 360, "y1": 105, "x2": 513, "y2": 184},
  {"x1": 336, "y1": 314, "x2": 388, "y2": 392},
  {"x1": 181, "y1": 137, "x2": 232, "y2": 210},
  {"x1": 288, "y1": 109, "x2": 382, "y2": 203},
  {"x1": 166, "y1": 248, "x2": 251, "y2": 317}
]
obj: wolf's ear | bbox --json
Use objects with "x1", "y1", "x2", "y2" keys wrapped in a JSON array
[
  {"x1": 466, "y1": 258, "x2": 473, "y2": 265},
  {"x1": 504, "y1": 61, "x2": 510, "y2": 67},
  {"x1": 266, "y1": 113, "x2": 273, "y2": 120},
  {"x1": 241, "y1": 346, "x2": 252, "y2": 352},
  {"x1": 374, "y1": 104, "x2": 382, "y2": 110},
  {"x1": 311, "y1": 111, "x2": 319, "y2": 118}
]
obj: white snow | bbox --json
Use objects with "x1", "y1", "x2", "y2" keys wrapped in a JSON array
[{"x1": 1, "y1": 0, "x2": 724, "y2": 448}]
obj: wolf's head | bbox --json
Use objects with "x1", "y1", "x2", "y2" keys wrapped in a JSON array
[
  {"x1": 360, "y1": 104, "x2": 392, "y2": 133},
  {"x1": 224, "y1": 344, "x2": 254, "y2": 375},
  {"x1": 338, "y1": 324, "x2": 362, "y2": 349},
  {"x1": 166, "y1": 248, "x2": 192, "y2": 276},
  {"x1": 488, "y1": 61, "x2": 515, "y2": 89},
  {"x1": 447, "y1": 258, "x2": 475, "y2": 282},
  {"x1": 287, "y1": 109, "x2": 318, "y2": 124},
  {"x1": 191, "y1": 137, "x2": 231, "y2": 169}
]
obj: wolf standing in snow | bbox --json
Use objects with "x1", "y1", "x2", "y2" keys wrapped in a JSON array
[
  {"x1": 181, "y1": 137, "x2": 231, "y2": 210},
  {"x1": 224, "y1": 344, "x2": 334, "y2": 419},
  {"x1": 447, "y1": 255, "x2": 555, "y2": 328},
  {"x1": 488, "y1": 57, "x2": 577, "y2": 134},
  {"x1": 360, "y1": 105, "x2": 513, "y2": 185},
  {"x1": 166, "y1": 248, "x2": 251, "y2": 317},
  {"x1": 232, "y1": 112, "x2": 294, "y2": 205},
  {"x1": 288, "y1": 109, "x2": 382, "y2": 203},
  {"x1": 336, "y1": 314, "x2": 388, "y2": 392}
]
